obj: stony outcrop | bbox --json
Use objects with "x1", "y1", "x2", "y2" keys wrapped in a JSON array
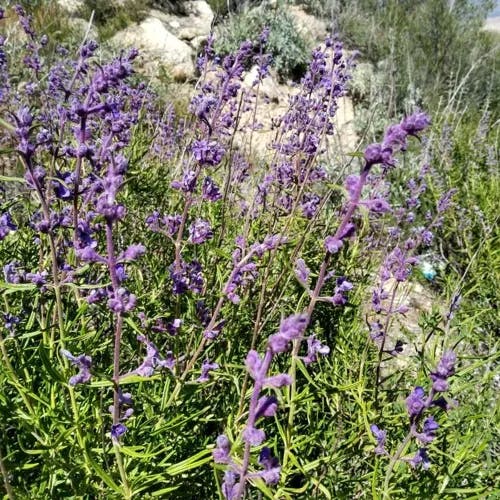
[
  {"x1": 148, "y1": 1, "x2": 214, "y2": 47},
  {"x1": 111, "y1": 17, "x2": 196, "y2": 81}
]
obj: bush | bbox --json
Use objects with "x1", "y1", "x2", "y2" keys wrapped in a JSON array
[{"x1": 215, "y1": 5, "x2": 310, "y2": 80}]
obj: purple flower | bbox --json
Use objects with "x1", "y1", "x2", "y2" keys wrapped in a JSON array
[
  {"x1": 401, "y1": 112, "x2": 431, "y2": 136},
  {"x1": 300, "y1": 193, "x2": 321, "y2": 219},
  {"x1": 264, "y1": 373, "x2": 292, "y2": 388},
  {"x1": 406, "y1": 386, "x2": 426, "y2": 418},
  {"x1": 118, "y1": 244, "x2": 146, "y2": 262},
  {"x1": 409, "y1": 448, "x2": 431, "y2": 470},
  {"x1": 370, "y1": 424, "x2": 387, "y2": 455},
  {"x1": 294, "y1": 258, "x2": 311, "y2": 286},
  {"x1": 171, "y1": 170, "x2": 197, "y2": 193},
  {"x1": 383, "y1": 124, "x2": 408, "y2": 151},
  {"x1": 257, "y1": 447, "x2": 281, "y2": 485},
  {"x1": 3, "y1": 262, "x2": 25, "y2": 284},
  {"x1": 268, "y1": 314, "x2": 309, "y2": 354},
  {"x1": 192, "y1": 139, "x2": 225, "y2": 166},
  {"x1": 324, "y1": 236, "x2": 343, "y2": 254},
  {"x1": 107, "y1": 288, "x2": 137, "y2": 313},
  {"x1": 133, "y1": 335, "x2": 175, "y2": 377},
  {"x1": 202, "y1": 176, "x2": 222, "y2": 201},
  {"x1": 242, "y1": 426, "x2": 265, "y2": 446},
  {"x1": 430, "y1": 350, "x2": 456, "y2": 392},
  {"x1": 166, "y1": 318, "x2": 182, "y2": 335},
  {"x1": 415, "y1": 416, "x2": 439, "y2": 444},
  {"x1": 61, "y1": 349, "x2": 92, "y2": 385},
  {"x1": 3, "y1": 313, "x2": 20, "y2": 335},
  {"x1": 221, "y1": 470, "x2": 239, "y2": 500},
  {"x1": 197, "y1": 359, "x2": 219, "y2": 383},
  {"x1": 213, "y1": 434, "x2": 231, "y2": 464},
  {"x1": 111, "y1": 423, "x2": 127, "y2": 439},
  {"x1": 363, "y1": 143, "x2": 394, "y2": 167},
  {"x1": 255, "y1": 396, "x2": 278, "y2": 419},
  {"x1": 245, "y1": 350, "x2": 263, "y2": 379},
  {"x1": 0, "y1": 212, "x2": 17, "y2": 240},
  {"x1": 188, "y1": 219, "x2": 213, "y2": 244},
  {"x1": 301, "y1": 335, "x2": 330, "y2": 364},
  {"x1": 26, "y1": 271, "x2": 48, "y2": 287}
]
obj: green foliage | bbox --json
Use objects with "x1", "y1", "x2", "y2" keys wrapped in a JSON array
[
  {"x1": 215, "y1": 5, "x2": 310, "y2": 80},
  {"x1": 79, "y1": 0, "x2": 151, "y2": 40},
  {"x1": 333, "y1": 0, "x2": 500, "y2": 118}
]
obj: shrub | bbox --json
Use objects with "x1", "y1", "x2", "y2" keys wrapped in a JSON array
[{"x1": 215, "y1": 5, "x2": 310, "y2": 80}]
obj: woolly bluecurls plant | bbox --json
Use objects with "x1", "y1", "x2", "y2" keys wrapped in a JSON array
[
  {"x1": 372, "y1": 350, "x2": 457, "y2": 492},
  {"x1": 212, "y1": 109, "x2": 433, "y2": 497}
]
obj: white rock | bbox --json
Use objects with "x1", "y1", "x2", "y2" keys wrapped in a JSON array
[
  {"x1": 289, "y1": 5, "x2": 328, "y2": 43},
  {"x1": 148, "y1": 1, "x2": 214, "y2": 43},
  {"x1": 111, "y1": 17, "x2": 195, "y2": 81},
  {"x1": 243, "y1": 66, "x2": 281, "y2": 103}
]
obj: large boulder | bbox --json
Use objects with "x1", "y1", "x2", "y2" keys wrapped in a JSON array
[{"x1": 110, "y1": 17, "x2": 195, "y2": 81}]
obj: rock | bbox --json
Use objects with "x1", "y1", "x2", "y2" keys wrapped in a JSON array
[
  {"x1": 57, "y1": 0, "x2": 84, "y2": 16},
  {"x1": 289, "y1": 5, "x2": 328, "y2": 44},
  {"x1": 110, "y1": 17, "x2": 195, "y2": 81},
  {"x1": 148, "y1": 1, "x2": 213, "y2": 45},
  {"x1": 242, "y1": 66, "x2": 282, "y2": 103}
]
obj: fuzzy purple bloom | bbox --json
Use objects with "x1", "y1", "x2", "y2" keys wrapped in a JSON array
[
  {"x1": 61, "y1": 349, "x2": 92, "y2": 385},
  {"x1": 267, "y1": 314, "x2": 309, "y2": 354},
  {"x1": 406, "y1": 386, "x2": 426, "y2": 418},
  {"x1": 301, "y1": 335, "x2": 330, "y2": 364},
  {"x1": 197, "y1": 359, "x2": 219, "y2": 383},
  {"x1": 188, "y1": 219, "x2": 213, "y2": 244},
  {"x1": 409, "y1": 448, "x2": 431, "y2": 470},
  {"x1": 370, "y1": 424, "x2": 387, "y2": 455},
  {"x1": 255, "y1": 396, "x2": 278, "y2": 419},
  {"x1": 213, "y1": 435, "x2": 231, "y2": 464},
  {"x1": 242, "y1": 426, "x2": 265, "y2": 446}
]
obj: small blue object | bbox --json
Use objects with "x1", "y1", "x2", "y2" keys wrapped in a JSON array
[{"x1": 420, "y1": 261, "x2": 437, "y2": 280}]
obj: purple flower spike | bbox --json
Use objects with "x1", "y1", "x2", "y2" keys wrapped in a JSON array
[{"x1": 61, "y1": 349, "x2": 92, "y2": 386}]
